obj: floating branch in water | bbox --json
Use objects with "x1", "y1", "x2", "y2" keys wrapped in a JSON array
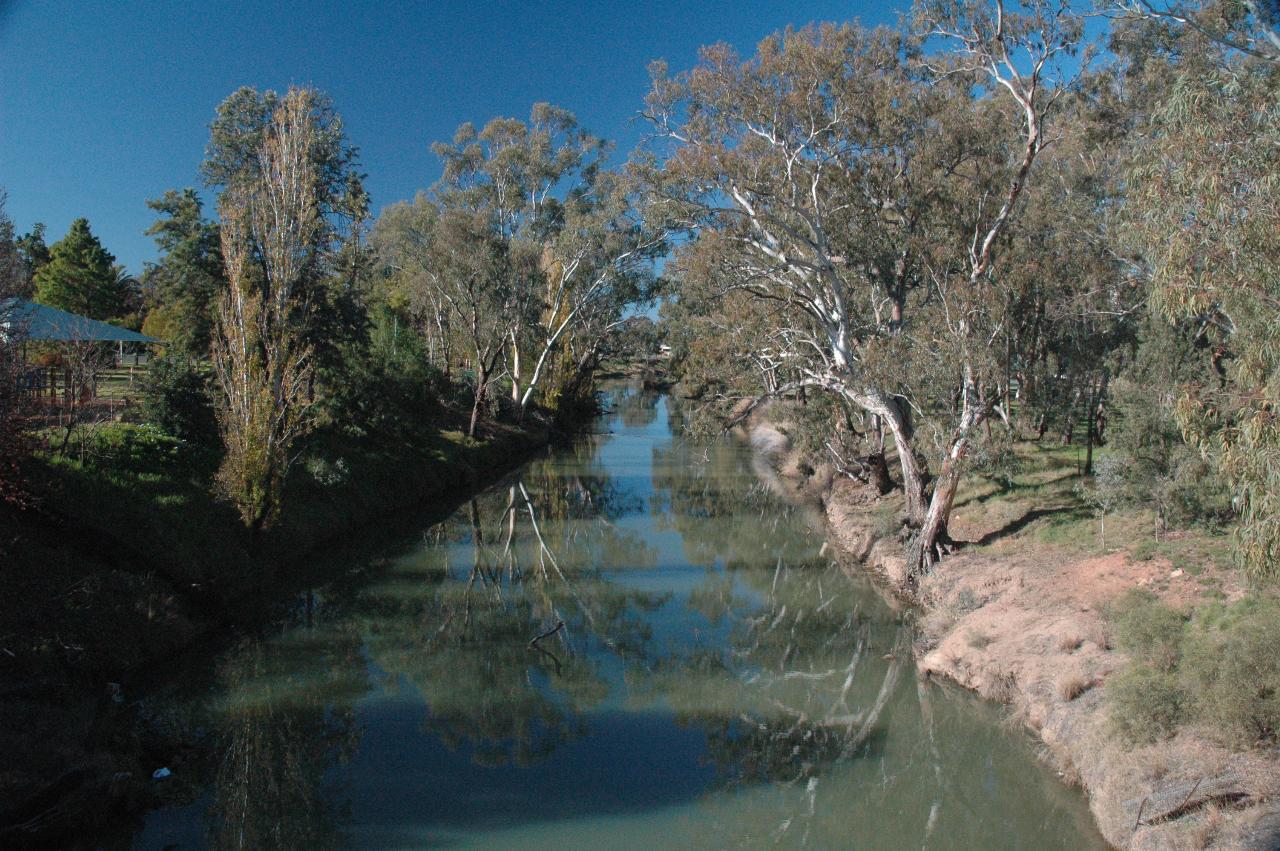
[{"x1": 529, "y1": 620, "x2": 565, "y2": 648}]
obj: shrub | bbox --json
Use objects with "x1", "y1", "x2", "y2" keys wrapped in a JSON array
[
  {"x1": 1108, "y1": 589, "x2": 1187, "y2": 671},
  {"x1": 1180, "y1": 596, "x2": 1280, "y2": 747},
  {"x1": 1108, "y1": 665, "x2": 1185, "y2": 743},
  {"x1": 139, "y1": 352, "x2": 218, "y2": 447},
  {"x1": 319, "y1": 313, "x2": 446, "y2": 442},
  {"x1": 1107, "y1": 593, "x2": 1280, "y2": 748}
]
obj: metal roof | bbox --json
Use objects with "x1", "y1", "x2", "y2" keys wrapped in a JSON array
[{"x1": 0, "y1": 299, "x2": 159, "y2": 343}]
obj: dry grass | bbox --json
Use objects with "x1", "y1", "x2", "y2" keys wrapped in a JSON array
[
  {"x1": 1188, "y1": 802, "x2": 1224, "y2": 849},
  {"x1": 1056, "y1": 673, "x2": 1092, "y2": 701},
  {"x1": 1058, "y1": 633, "x2": 1084, "y2": 652},
  {"x1": 966, "y1": 628, "x2": 994, "y2": 650}
]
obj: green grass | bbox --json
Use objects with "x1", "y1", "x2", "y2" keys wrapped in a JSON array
[{"x1": 946, "y1": 439, "x2": 1234, "y2": 575}]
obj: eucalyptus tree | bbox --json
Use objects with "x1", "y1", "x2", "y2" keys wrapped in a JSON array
[
  {"x1": 428, "y1": 104, "x2": 663, "y2": 421},
  {"x1": 897, "y1": 0, "x2": 1087, "y2": 571},
  {"x1": 374, "y1": 200, "x2": 515, "y2": 437},
  {"x1": 1107, "y1": 0, "x2": 1280, "y2": 61},
  {"x1": 640, "y1": 22, "x2": 951, "y2": 527},
  {"x1": 643, "y1": 2, "x2": 1084, "y2": 577},
  {"x1": 1123, "y1": 62, "x2": 1280, "y2": 581}
]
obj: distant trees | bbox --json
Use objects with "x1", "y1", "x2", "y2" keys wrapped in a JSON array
[
  {"x1": 374, "y1": 104, "x2": 660, "y2": 434},
  {"x1": 375, "y1": 201, "x2": 516, "y2": 437},
  {"x1": 0, "y1": 193, "x2": 33, "y2": 507},
  {"x1": 32, "y1": 218, "x2": 132, "y2": 321},
  {"x1": 140, "y1": 188, "x2": 225, "y2": 356}
]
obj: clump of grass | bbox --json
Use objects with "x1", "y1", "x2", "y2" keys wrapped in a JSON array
[
  {"x1": 1056, "y1": 674, "x2": 1092, "y2": 701},
  {"x1": 966, "y1": 628, "x2": 994, "y2": 650},
  {"x1": 1058, "y1": 633, "x2": 1083, "y2": 652},
  {"x1": 1130, "y1": 538, "x2": 1158, "y2": 562}
]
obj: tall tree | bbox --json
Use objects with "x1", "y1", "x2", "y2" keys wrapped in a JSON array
[
  {"x1": 203, "y1": 86, "x2": 371, "y2": 383},
  {"x1": 429, "y1": 104, "x2": 662, "y2": 421},
  {"x1": 32, "y1": 218, "x2": 129, "y2": 320},
  {"x1": 640, "y1": 22, "x2": 944, "y2": 525},
  {"x1": 643, "y1": 3, "x2": 1083, "y2": 577},
  {"x1": 902, "y1": 0, "x2": 1086, "y2": 572},
  {"x1": 1123, "y1": 61, "x2": 1280, "y2": 581},
  {"x1": 374, "y1": 197, "x2": 516, "y2": 438},
  {"x1": 212, "y1": 87, "x2": 326, "y2": 530}
]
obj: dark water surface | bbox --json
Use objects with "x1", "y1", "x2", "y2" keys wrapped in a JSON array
[{"x1": 133, "y1": 387, "x2": 1105, "y2": 849}]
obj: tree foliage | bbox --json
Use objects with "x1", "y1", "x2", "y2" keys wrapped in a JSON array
[
  {"x1": 1124, "y1": 62, "x2": 1280, "y2": 581},
  {"x1": 212, "y1": 88, "x2": 329, "y2": 530},
  {"x1": 140, "y1": 188, "x2": 226, "y2": 357},
  {"x1": 32, "y1": 218, "x2": 131, "y2": 321}
]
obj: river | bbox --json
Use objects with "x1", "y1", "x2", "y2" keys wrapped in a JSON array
[{"x1": 131, "y1": 385, "x2": 1105, "y2": 849}]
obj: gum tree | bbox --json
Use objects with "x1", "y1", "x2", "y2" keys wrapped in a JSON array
[{"x1": 642, "y1": 2, "x2": 1084, "y2": 578}]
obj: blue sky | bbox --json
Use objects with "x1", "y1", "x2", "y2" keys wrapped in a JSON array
[{"x1": 0, "y1": 1, "x2": 903, "y2": 273}]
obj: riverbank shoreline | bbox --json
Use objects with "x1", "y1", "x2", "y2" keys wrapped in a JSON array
[
  {"x1": 740, "y1": 408, "x2": 1280, "y2": 851},
  {"x1": 0, "y1": 415, "x2": 558, "y2": 846}
]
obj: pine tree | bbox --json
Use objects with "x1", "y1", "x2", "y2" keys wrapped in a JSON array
[
  {"x1": 32, "y1": 218, "x2": 128, "y2": 320},
  {"x1": 140, "y1": 188, "x2": 225, "y2": 356}
]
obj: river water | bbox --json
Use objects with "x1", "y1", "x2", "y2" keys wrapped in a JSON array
[{"x1": 132, "y1": 386, "x2": 1105, "y2": 849}]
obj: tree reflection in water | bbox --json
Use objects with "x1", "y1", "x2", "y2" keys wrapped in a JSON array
[
  {"x1": 357, "y1": 447, "x2": 665, "y2": 768},
  {"x1": 134, "y1": 387, "x2": 1102, "y2": 849},
  {"x1": 206, "y1": 634, "x2": 365, "y2": 850}
]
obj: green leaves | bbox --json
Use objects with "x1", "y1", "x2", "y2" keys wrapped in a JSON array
[
  {"x1": 1126, "y1": 64, "x2": 1280, "y2": 581},
  {"x1": 32, "y1": 218, "x2": 129, "y2": 321}
]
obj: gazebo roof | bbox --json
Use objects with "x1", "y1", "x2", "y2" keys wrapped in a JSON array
[{"x1": 1, "y1": 299, "x2": 159, "y2": 343}]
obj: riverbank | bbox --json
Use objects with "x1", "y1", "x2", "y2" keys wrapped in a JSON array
[
  {"x1": 742, "y1": 406, "x2": 1280, "y2": 851},
  {"x1": 0, "y1": 409, "x2": 556, "y2": 846}
]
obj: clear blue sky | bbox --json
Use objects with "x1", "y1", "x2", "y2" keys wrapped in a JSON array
[{"x1": 0, "y1": 0, "x2": 903, "y2": 273}]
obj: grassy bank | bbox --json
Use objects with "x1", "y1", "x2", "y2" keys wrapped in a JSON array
[{"x1": 0, "y1": 403, "x2": 555, "y2": 843}]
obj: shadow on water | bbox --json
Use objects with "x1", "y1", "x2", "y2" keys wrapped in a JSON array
[{"x1": 124, "y1": 383, "x2": 1106, "y2": 850}]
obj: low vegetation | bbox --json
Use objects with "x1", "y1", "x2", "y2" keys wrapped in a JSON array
[{"x1": 1107, "y1": 590, "x2": 1280, "y2": 748}]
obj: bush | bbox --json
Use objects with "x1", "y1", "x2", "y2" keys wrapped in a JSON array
[
  {"x1": 318, "y1": 311, "x2": 446, "y2": 442},
  {"x1": 139, "y1": 352, "x2": 218, "y2": 447},
  {"x1": 1104, "y1": 317, "x2": 1234, "y2": 531},
  {"x1": 1180, "y1": 596, "x2": 1280, "y2": 747},
  {"x1": 1107, "y1": 592, "x2": 1280, "y2": 747},
  {"x1": 1108, "y1": 589, "x2": 1187, "y2": 671},
  {"x1": 1108, "y1": 665, "x2": 1185, "y2": 743}
]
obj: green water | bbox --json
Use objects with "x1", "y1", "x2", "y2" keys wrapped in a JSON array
[{"x1": 133, "y1": 387, "x2": 1105, "y2": 849}]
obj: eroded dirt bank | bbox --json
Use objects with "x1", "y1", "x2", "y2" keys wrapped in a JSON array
[{"x1": 743, "y1": 413, "x2": 1280, "y2": 851}]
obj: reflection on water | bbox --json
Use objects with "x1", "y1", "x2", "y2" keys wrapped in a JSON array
[{"x1": 135, "y1": 385, "x2": 1105, "y2": 850}]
